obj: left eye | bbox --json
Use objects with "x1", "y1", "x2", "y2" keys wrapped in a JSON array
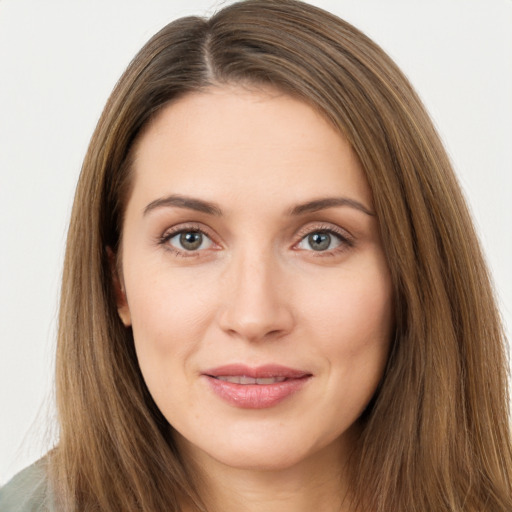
[
  {"x1": 167, "y1": 230, "x2": 214, "y2": 251},
  {"x1": 296, "y1": 231, "x2": 343, "y2": 252}
]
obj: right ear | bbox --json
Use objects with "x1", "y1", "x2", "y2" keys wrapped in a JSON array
[{"x1": 106, "y1": 247, "x2": 132, "y2": 327}]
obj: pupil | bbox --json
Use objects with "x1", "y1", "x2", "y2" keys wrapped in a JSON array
[
  {"x1": 180, "y1": 231, "x2": 202, "y2": 250},
  {"x1": 308, "y1": 232, "x2": 330, "y2": 251}
]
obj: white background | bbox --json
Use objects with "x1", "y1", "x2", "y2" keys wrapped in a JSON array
[{"x1": 1, "y1": 0, "x2": 511, "y2": 485}]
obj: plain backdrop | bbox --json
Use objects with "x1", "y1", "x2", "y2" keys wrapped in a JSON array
[{"x1": 1, "y1": 0, "x2": 511, "y2": 485}]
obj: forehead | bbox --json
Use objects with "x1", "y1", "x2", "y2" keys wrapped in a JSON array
[{"x1": 128, "y1": 85, "x2": 373, "y2": 212}]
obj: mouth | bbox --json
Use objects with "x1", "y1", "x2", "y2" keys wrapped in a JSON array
[
  {"x1": 202, "y1": 364, "x2": 312, "y2": 409},
  {"x1": 214, "y1": 375, "x2": 288, "y2": 384}
]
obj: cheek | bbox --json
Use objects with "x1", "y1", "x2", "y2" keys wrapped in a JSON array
[
  {"x1": 303, "y1": 260, "x2": 393, "y2": 401},
  {"x1": 125, "y1": 267, "x2": 217, "y2": 390},
  {"x1": 127, "y1": 264, "x2": 213, "y2": 338},
  {"x1": 307, "y1": 264, "x2": 393, "y2": 348}
]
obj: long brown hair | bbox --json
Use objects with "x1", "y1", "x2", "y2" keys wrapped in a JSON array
[{"x1": 51, "y1": 1, "x2": 512, "y2": 510}]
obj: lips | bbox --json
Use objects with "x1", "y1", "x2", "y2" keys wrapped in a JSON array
[
  {"x1": 216, "y1": 375, "x2": 287, "y2": 384},
  {"x1": 202, "y1": 364, "x2": 312, "y2": 409}
]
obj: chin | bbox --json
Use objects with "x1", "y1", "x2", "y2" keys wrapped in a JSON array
[
  {"x1": 215, "y1": 446, "x2": 309, "y2": 472},
  {"x1": 173, "y1": 423, "x2": 348, "y2": 475}
]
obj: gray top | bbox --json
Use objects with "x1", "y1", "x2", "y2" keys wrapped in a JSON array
[{"x1": 0, "y1": 460, "x2": 53, "y2": 512}]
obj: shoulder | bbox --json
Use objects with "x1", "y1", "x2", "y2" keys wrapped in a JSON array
[{"x1": 0, "y1": 459, "x2": 53, "y2": 512}]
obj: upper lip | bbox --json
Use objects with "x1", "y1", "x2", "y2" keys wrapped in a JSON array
[{"x1": 203, "y1": 364, "x2": 311, "y2": 379}]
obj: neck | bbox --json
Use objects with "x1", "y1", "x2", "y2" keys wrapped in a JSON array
[{"x1": 178, "y1": 433, "x2": 358, "y2": 512}]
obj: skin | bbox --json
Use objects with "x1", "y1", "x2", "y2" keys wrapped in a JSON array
[{"x1": 115, "y1": 85, "x2": 393, "y2": 512}]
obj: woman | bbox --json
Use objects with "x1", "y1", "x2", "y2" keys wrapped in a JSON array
[{"x1": 1, "y1": 0, "x2": 511, "y2": 510}]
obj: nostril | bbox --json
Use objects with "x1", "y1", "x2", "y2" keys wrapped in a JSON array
[{"x1": 216, "y1": 274, "x2": 295, "y2": 341}]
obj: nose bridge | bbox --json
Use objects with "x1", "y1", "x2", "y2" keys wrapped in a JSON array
[{"x1": 218, "y1": 241, "x2": 293, "y2": 341}]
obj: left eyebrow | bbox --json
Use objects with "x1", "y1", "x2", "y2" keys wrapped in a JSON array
[{"x1": 288, "y1": 197, "x2": 375, "y2": 217}]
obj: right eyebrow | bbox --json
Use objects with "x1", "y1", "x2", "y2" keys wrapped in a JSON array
[{"x1": 143, "y1": 194, "x2": 223, "y2": 216}]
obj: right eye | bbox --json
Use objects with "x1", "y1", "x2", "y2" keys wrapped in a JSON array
[{"x1": 166, "y1": 230, "x2": 214, "y2": 252}]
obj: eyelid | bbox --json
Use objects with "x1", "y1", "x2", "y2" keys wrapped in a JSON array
[
  {"x1": 292, "y1": 222, "x2": 355, "y2": 254},
  {"x1": 156, "y1": 221, "x2": 355, "y2": 259},
  {"x1": 157, "y1": 222, "x2": 221, "y2": 257}
]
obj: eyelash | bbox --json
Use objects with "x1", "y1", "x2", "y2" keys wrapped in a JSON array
[
  {"x1": 157, "y1": 223, "x2": 217, "y2": 258},
  {"x1": 157, "y1": 222, "x2": 354, "y2": 258},
  {"x1": 294, "y1": 224, "x2": 354, "y2": 257}
]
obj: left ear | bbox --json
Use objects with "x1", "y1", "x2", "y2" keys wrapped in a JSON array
[{"x1": 106, "y1": 247, "x2": 132, "y2": 327}]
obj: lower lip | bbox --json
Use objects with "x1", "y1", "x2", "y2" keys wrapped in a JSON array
[{"x1": 204, "y1": 375, "x2": 311, "y2": 409}]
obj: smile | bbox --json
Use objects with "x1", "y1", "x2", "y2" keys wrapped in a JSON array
[
  {"x1": 214, "y1": 375, "x2": 287, "y2": 384},
  {"x1": 202, "y1": 364, "x2": 312, "y2": 409}
]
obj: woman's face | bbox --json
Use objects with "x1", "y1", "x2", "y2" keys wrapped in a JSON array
[{"x1": 116, "y1": 86, "x2": 393, "y2": 472}]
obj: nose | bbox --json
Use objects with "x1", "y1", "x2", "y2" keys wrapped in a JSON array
[{"x1": 217, "y1": 248, "x2": 295, "y2": 342}]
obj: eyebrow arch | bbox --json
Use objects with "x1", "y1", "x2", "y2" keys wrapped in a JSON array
[
  {"x1": 143, "y1": 194, "x2": 223, "y2": 216},
  {"x1": 289, "y1": 197, "x2": 375, "y2": 216}
]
